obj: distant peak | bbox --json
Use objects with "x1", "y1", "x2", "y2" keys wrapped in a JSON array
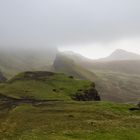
[
  {"x1": 62, "y1": 51, "x2": 75, "y2": 54},
  {"x1": 99, "y1": 49, "x2": 140, "y2": 61},
  {"x1": 111, "y1": 49, "x2": 140, "y2": 56},
  {"x1": 112, "y1": 49, "x2": 129, "y2": 54}
]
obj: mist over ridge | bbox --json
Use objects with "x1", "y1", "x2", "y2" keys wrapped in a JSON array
[{"x1": 0, "y1": 0, "x2": 140, "y2": 57}]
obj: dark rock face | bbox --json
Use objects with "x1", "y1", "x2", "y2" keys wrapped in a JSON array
[
  {"x1": 129, "y1": 108, "x2": 140, "y2": 111},
  {"x1": 129, "y1": 102, "x2": 140, "y2": 111},
  {"x1": 71, "y1": 82, "x2": 101, "y2": 101}
]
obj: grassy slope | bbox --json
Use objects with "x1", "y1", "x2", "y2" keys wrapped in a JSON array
[
  {"x1": 0, "y1": 48, "x2": 57, "y2": 78},
  {"x1": 0, "y1": 101, "x2": 139, "y2": 140},
  {"x1": 0, "y1": 72, "x2": 91, "y2": 100},
  {"x1": 0, "y1": 71, "x2": 139, "y2": 140},
  {"x1": 88, "y1": 61, "x2": 140, "y2": 103},
  {"x1": 53, "y1": 53, "x2": 96, "y2": 81},
  {"x1": 90, "y1": 70, "x2": 140, "y2": 103}
]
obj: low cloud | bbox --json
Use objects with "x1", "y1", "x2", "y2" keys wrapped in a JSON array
[{"x1": 0, "y1": 0, "x2": 140, "y2": 56}]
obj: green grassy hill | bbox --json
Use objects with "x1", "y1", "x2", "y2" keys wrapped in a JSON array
[
  {"x1": 0, "y1": 101, "x2": 139, "y2": 140},
  {"x1": 0, "y1": 71, "x2": 139, "y2": 140},
  {"x1": 0, "y1": 71, "x2": 92, "y2": 100}
]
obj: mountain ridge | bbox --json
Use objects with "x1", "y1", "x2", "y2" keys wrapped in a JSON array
[
  {"x1": 98, "y1": 49, "x2": 140, "y2": 61},
  {"x1": 53, "y1": 52, "x2": 97, "y2": 81},
  {"x1": 53, "y1": 51, "x2": 140, "y2": 103},
  {"x1": 0, "y1": 47, "x2": 57, "y2": 78}
]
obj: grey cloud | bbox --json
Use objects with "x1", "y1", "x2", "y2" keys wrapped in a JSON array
[{"x1": 0, "y1": 0, "x2": 140, "y2": 47}]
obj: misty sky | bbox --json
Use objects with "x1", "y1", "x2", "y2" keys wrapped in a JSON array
[{"x1": 0, "y1": 0, "x2": 140, "y2": 59}]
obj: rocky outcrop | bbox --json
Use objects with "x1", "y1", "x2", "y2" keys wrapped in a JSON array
[
  {"x1": 71, "y1": 82, "x2": 101, "y2": 101},
  {"x1": 129, "y1": 102, "x2": 140, "y2": 111}
]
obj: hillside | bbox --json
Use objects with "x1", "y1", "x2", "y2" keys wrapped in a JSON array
[
  {"x1": 0, "y1": 57, "x2": 139, "y2": 140},
  {"x1": 53, "y1": 53, "x2": 97, "y2": 81},
  {"x1": 0, "y1": 71, "x2": 99, "y2": 101},
  {"x1": 55, "y1": 51, "x2": 140, "y2": 103},
  {"x1": 0, "y1": 47, "x2": 57, "y2": 78},
  {"x1": 62, "y1": 50, "x2": 140, "y2": 75},
  {"x1": 1, "y1": 48, "x2": 140, "y2": 103},
  {"x1": 0, "y1": 71, "x2": 139, "y2": 140},
  {"x1": 87, "y1": 60, "x2": 140, "y2": 75},
  {"x1": 61, "y1": 50, "x2": 140, "y2": 75},
  {"x1": 60, "y1": 51, "x2": 92, "y2": 63},
  {"x1": 92, "y1": 70, "x2": 140, "y2": 103}
]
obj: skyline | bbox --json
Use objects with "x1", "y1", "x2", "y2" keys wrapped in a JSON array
[
  {"x1": 59, "y1": 37, "x2": 140, "y2": 59},
  {"x1": 0, "y1": 0, "x2": 140, "y2": 59}
]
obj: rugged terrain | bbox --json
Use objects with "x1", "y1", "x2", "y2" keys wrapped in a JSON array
[
  {"x1": 54, "y1": 50, "x2": 140, "y2": 103},
  {"x1": 0, "y1": 70, "x2": 139, "y2": 140},
  {"x1": 0, "y1": 71, "x2": 100, "y2": 101},
  {"x1": 0, "y1": 48, "x2": 140, "y2": 103}
]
